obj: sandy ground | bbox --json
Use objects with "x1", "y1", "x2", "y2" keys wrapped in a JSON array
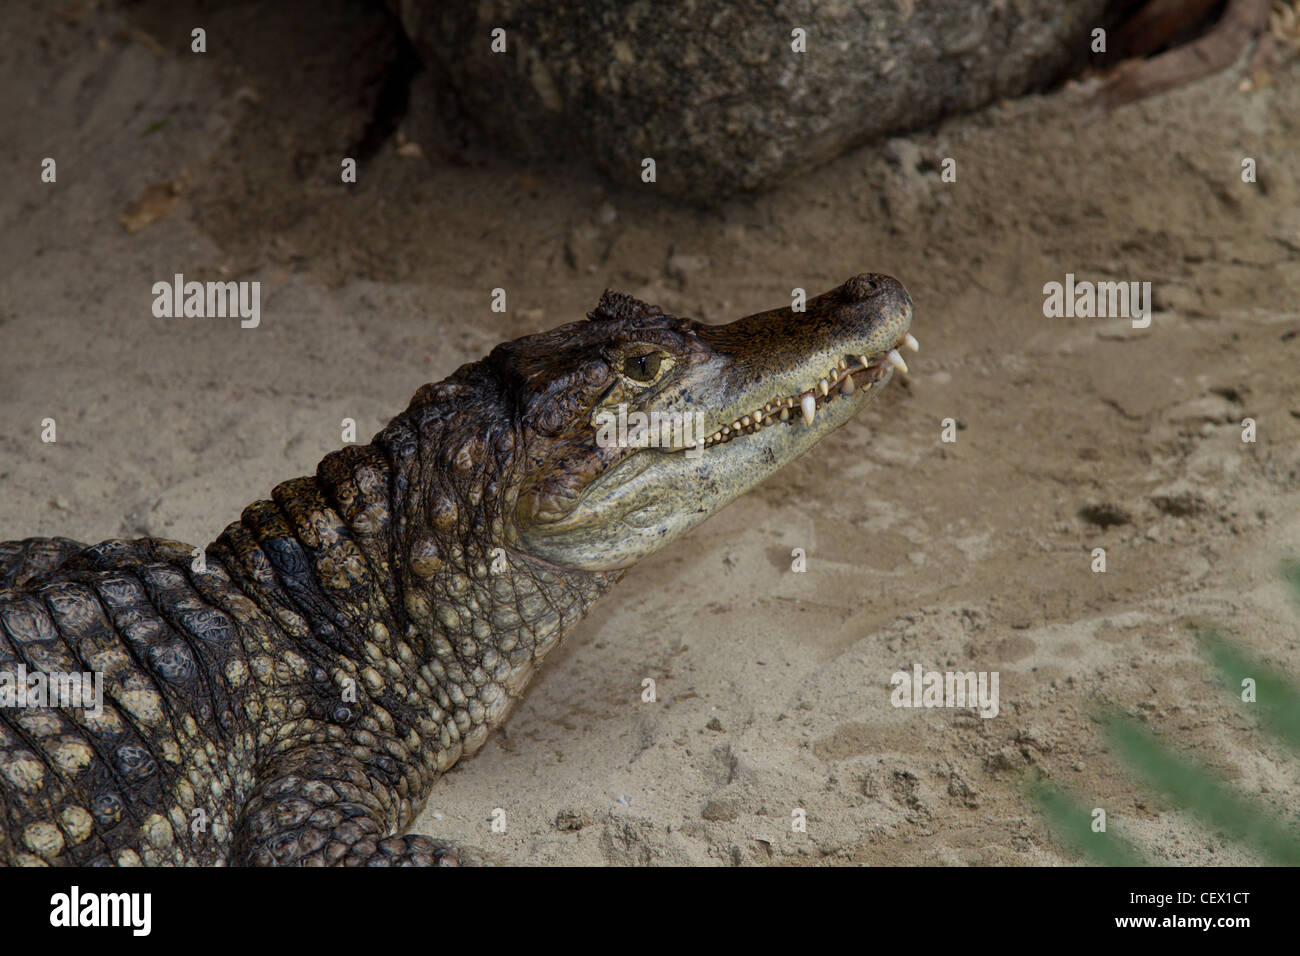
[{"x1": 2, "y1": 1, "x2": 1299, "y2": 865}]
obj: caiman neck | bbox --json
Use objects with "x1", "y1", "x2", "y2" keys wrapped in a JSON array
[
  {"x1": 377, "y1": 395, "x2": 622, "y2": 758},
  {"x1": 210, "y1": 385, "x2": 620, "y2": 768}
]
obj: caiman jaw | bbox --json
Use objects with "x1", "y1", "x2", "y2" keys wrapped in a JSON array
[{"x1": 690, "y1": 336, "x2": 919, "y2": 449}]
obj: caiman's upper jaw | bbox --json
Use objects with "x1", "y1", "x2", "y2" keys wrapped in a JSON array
[
  {"x1": 689, "y1": 334, "x2": 919, "y2": 450},
  {"x1": 665, "y1": 271, "x2": 914, "y2": 455}
]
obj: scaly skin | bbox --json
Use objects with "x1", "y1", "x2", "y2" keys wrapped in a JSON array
[{"x1": 0, "y1": 274, "x2": 913, "y2": 865}]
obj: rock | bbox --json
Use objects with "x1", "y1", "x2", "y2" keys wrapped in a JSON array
[
  {"x1": 554, "y1": 808, "x2": 592, "y2": 831},
  {"x1": 701, "y1": 795, "x2": 741, "y2": 822},
  {"x1": 397, "y1": 0, "x2": 1109, "y2": 203},
  {"x1": 1078, "y1": 502, "x2": 1132, "y2": 529}
]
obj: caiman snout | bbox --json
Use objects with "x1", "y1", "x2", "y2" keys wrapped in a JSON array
[{"x1": 691, "y1": 272, "x2": 915, "y2": 442}]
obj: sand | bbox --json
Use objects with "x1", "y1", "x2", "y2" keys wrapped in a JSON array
[{"x1": 2, "y1": 0, "x2": 1298, "y2": 865}]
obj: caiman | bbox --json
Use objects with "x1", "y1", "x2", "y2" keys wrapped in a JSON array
[{"x1": 0, "y1": 273, "x2": 915, "y2": 866}]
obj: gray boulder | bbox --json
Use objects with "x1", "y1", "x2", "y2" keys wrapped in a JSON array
[{"x1": 397, "y1": 0, "x2": 1110, "y2": 204}]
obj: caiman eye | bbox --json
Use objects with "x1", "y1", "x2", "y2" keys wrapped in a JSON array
[{"x1": 623, "y1": 351, "x2": 664, "y2": 383}]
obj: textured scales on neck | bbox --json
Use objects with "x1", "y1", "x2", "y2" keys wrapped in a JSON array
[{"x1": 207, "y1": 373, "x2": 620, "y2": 829}]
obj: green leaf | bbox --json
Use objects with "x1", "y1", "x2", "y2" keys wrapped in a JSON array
[
  {"x1": 1199, "y1": 628, "x2": 1300, "y2": 754},
  {"x1": 1103, "y1": 716, "x2": 1300, "y2": 866},
  {"x1": 1026, "y1": 780, "x2": 1146, "y2": 866}
]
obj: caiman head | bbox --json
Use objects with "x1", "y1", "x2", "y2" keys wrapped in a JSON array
[
  {"x1": 388, "y1": 273, "x2": 913, "y2": 578},
  {"x1": 352, "y1": 273, "x2": 915, "y2": 757}
]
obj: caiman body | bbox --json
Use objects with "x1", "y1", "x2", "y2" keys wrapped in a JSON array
[{"x1": 0, "y1": 274, "x2": 913, "y2": 865}]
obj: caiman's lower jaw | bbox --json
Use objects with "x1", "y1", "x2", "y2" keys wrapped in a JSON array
[{"x1": 686, "y1": 338, "x2": 917, "y2": 451}]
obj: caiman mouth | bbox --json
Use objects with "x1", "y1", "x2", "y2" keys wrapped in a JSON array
[{"x1": 685, "y1": 336, "x2": 918, "y2": 451}]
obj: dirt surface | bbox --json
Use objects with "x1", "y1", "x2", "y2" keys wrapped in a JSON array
[{"x1": 2, "y1": 0, "x2": 1298, "y2": 865}]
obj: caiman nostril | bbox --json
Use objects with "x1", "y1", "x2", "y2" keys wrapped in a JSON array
[{"x1": 845, "y1": 274, "x2": 878, "y2": 298}]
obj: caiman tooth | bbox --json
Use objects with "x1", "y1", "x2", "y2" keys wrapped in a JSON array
[
  {"x1": 800, "y1": 392, "x2": 816, "y2": 426},
  {"x1": 840, "y1": 375, "x2": 855, "y2": 396},
  {"x1": 779, "y1": 407, "x2": 790, "y2": 421},
  {"x1": 818, "y1": 378, "x2": 829, "y2": 396},
  {"x1": 904, "y1": 333, "x2": 919, "y2": 352},
  {"x1": 886, "y1": 349, "x2": 908, "y2": 373},
  {"x1": 858, "y1": 354, "x2": 871, "y2": 368}
]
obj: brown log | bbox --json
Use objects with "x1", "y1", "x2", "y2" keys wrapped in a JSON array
[
  {"x1": 1095, "y1": 0, "x2": 1271, "y2": 109},
  {"x1": 1117, "y1": 0, "x2": 1224, "y2": 57}
]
